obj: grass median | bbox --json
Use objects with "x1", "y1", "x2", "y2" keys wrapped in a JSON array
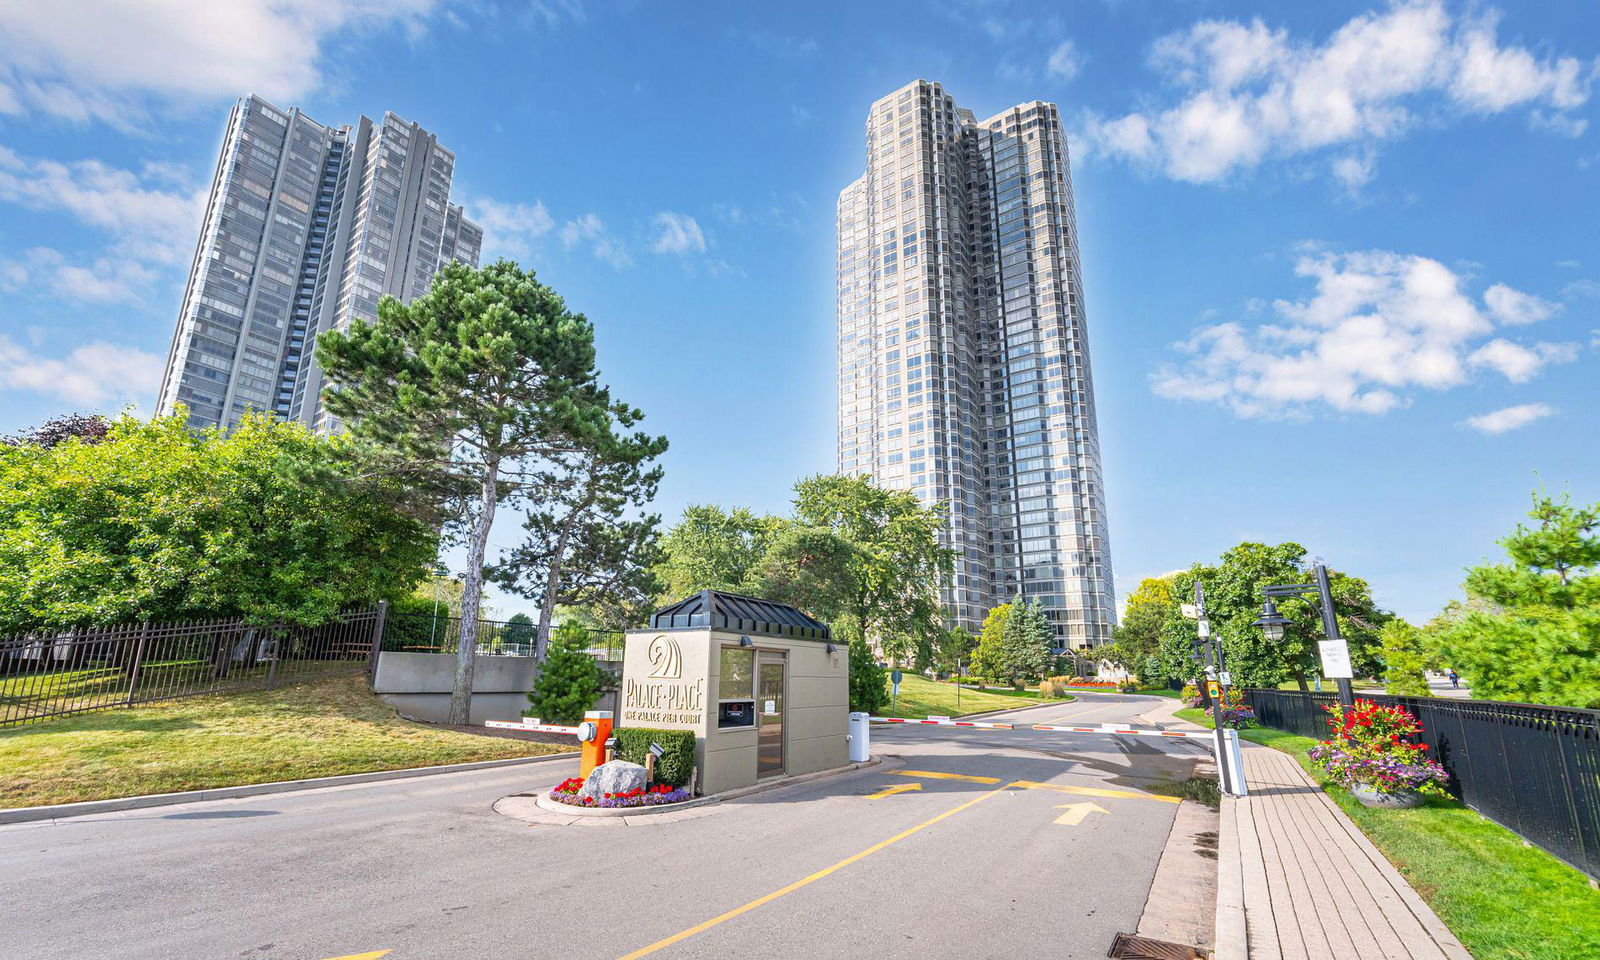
[
  {"x1": 881, "y1": 674, "x2": 1058, "y2": 718},
  {"x1": 1176, "y1": 707, "x2": 1600, "y2": 960},
  {"x1": 0, "y1": 675, "x2": 573, "y2": 809}
]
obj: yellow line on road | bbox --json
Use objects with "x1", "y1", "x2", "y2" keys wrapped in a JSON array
[
  {"x1": 318, "y1": 952, "x2": 390, "y2": 960},
  {"x1": 1007, "y1": 780, "x2": 1182, "y2": 804},
  {"x1": 616, "y1": 785, "x2": 1008, "y2": 959},
  {"x1": 894, "y1": 770, "x2": 1001, "y2": 784},
  {"x1": 866, "y1": 782, "x2": 923, "y2": 799}
]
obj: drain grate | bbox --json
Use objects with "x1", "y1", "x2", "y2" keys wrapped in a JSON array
[{"x1": 1106, "y1": 931, "x2": 1209, "y2": 960}]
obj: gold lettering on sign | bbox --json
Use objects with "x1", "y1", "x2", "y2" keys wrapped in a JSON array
[{"x1": 623, "y1": 677, "x2": 705, "y2": 726}]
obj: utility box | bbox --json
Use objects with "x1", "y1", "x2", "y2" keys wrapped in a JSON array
[{"x1": 619, "y1": 590, "x2": 848, "y2": 796}]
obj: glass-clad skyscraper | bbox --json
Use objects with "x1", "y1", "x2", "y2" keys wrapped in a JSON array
[
  {"x1": 836, "y1": 80, "x2": 1115, "y2": 648},
  {"x1": 158, "y1": 95, "x2": 482, "y2": 433}
]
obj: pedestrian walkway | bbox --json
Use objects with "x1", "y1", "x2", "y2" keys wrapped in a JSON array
[{"x1": 1213, "y1": 742, "x2": 1472, "y2": 960}]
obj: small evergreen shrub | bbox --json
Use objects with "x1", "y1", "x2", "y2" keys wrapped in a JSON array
[
  {"x1": 612, "y1": 727, "x2": 696, "y2": 788},
  {"x1": 527, "y1": 621, "x2": 612, "y2": 724}
]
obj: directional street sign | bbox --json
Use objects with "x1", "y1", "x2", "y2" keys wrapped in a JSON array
[{"x1": 1052, "y1": 802, "x2": 1110, "y2": 827}]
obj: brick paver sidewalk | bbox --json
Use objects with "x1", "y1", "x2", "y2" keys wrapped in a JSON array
[{"x1": 1213, "y1": 743, "x2": 1472, "y2": 960}]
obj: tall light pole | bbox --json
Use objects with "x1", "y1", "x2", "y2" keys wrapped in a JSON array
[{"x1": 1252, "y1": 560, "x2": 1354, "y2": 707}]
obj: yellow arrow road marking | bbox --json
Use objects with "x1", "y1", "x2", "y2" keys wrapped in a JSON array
[
  {"x1": 1053, "y1": 801, "x2": 1110, "y2": 826},
  {"x1": 1007, "y1": 780, "x2": 1182, "y2": 804},
  {"x1": 866, "y1": 782, "x2": 922, "y2": 799},
  {"x1": 894, "y1": 770, "x2": 1001, "y2": 784},
  {"x1": 319, "y1": 952, "x2": 391, "y2": 960}
]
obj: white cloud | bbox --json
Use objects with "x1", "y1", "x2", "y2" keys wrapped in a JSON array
[
  {"x1": 1462, "y1": 403, "x2": 1555, "y2": 434},
  {"x1": 0, "y1": 335, "x2": 163, "y2": 409},
  {"x1": 0, "y1": 0, "x2": 438, "y2": 124},
  {"x1": 1467, "y1": 338, "x2": 1578, "y2": 382},
  {"x1": 1332, "y1": 149, "x2": 1377, "y2": 194},
  {"x1": 0, "y1": 147, "x2": 203, "y2": 263},
  {"x1": 1483, "y1": 282, "x2": 1559, "y2": 325},
  {"x1": 1046, "y1": 41, "x2": 1081, "y2": 82},
  {"x1": 649, "y1": 212, "x2": 707, "y2": 256},
  {"x1": 465, "y1": 196, "x2": 552, "y2": 261},
  {"x1": 559, "y1": 214, "x2": 631, "y2": 270},
  {"x1": 1089, "y1": 2, "x2": 1595, "y2": 185},
  {"x1": 1151, "y1": 248, "x2": 1580, "y2": 418},
  {"x1": 1, "y1": 248, "x2": 159, "y2": 304}
]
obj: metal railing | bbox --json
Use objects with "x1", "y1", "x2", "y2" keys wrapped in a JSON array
[
  {"x1": 1245, "y1": 688, "x2": 1600, "y2": 881},
  {"x1": 0, "y1": 609, "x2": 383, "y2": 728},
  {"x1": 381, "y1": 612, "x2": 624, "y2": 661}
]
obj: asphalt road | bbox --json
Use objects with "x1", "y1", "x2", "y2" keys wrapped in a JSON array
[{"x1": 0, "y1": 693, "x2": 1209, "y2": 960}]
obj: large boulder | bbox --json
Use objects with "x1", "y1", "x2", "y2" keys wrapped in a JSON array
[{"x1": 578, "y1": 760, "x2": 647, "y2": 799}]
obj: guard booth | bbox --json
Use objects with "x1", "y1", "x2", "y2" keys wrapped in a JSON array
[{"x1": 619, "y1": 591, "x2": 848, "y2": 795}]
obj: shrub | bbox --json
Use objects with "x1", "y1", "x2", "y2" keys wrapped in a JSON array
[
  {"x1": 849, "y1": 637, "x2": 889, "y2": 714},
  {"x1": 1037, "y1": 677, "x2": 1070, "y2": 698},
  {"x1": 527, "y1": 621, "x2": 612, "y2": 724},
  {"x1": 612, "y1": 726, "x2": 696, "y2": 788},
  {"x1": 1308, "y1": 699, "x2": 1449, "y2": 797}
]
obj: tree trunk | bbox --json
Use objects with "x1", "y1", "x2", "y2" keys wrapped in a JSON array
[
  {"x1": 534, "y1": 515, "x2": 577, "y2": 659},
  {"x1": 449, "y1": 461, "x2": 499, "y2": 725},
  {"x1": 1293, "y1": 666, "x2": 1310, "y2": 693}
]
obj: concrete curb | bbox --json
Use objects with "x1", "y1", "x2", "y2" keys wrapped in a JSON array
[
  {"x1": 0, "y1": 750, "x2": 579, "y2": 826},
  {"x1": 1213, "y1": 795, "x2": 1248, "y2": 960},
  {"x1": 501, "y1": 756, "x2": 891, "y2": 826},
  {"x1": 946, "y1": 698, "x2": 1080, "y2": 722}
]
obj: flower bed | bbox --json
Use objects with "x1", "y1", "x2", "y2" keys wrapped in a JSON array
[
  {"x1": 1063, "y1": 680, "x2": 1117, "y2": 689},
  {"x1": 545, "y1": 777, "x2": 692, "y2": 809},
  {"x1": 1309, "y1": 700, "x2": 1450, "y2": 800}
]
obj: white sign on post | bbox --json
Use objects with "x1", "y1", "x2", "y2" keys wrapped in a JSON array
[
  {"x1": 1318, "y1": 639, "x2": 1354, "y2": 679},
  {"x1": 1197, "y1": 621, "x2": 1210, "y2": 638},
  {"x1": 1180, "y1": 604, "x2": 1199, "y2": 620}
]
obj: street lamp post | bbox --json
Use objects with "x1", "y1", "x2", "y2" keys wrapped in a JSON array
[{"x1": 1252, "y1": 560, "x2": 1354, "y2": 707}]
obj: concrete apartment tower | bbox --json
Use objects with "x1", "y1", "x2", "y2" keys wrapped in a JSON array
[
  {"x1": 836, "y1": 80, "x2": 1115, "y2": 649},
  {"x1": 157, "y1": 95, "x2": 482, "y2": 433}
]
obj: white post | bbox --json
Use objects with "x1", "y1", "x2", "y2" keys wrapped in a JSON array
[
  {"x1": 848, "y1": 711, "x2": 870, "y2": 763},
  {"x1": 1223, "y1": 728, "x2": 1248, "y2": 797}
]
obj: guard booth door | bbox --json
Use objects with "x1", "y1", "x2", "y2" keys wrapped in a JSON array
[{"x1": 757, "y1": 654, "x2": 785, "y2": 778}]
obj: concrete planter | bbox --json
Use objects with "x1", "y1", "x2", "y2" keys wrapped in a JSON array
[{"x1": 1350, "y1": 782, "x2": 1423, "y2": 809}]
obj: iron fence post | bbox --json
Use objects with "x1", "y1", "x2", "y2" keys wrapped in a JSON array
[
  {"x1": 367, "y1": 601, "x2": 388, "y2": 688},
  {"x1": 125, "y1": 622, "x2": 151, "y2": 706}
]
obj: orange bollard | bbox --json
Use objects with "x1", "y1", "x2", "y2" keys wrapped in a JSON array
[{"x1": 579, "y1": 710, "x2": 614, "y2": 778}]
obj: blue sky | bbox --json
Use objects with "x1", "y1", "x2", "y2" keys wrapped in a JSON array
[{"x1": 0, "y1": 1, "x2": 1596, "y2": 623}]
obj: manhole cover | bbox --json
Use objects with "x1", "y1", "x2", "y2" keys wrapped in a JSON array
[{"x1": 1106, "y1": 931, "x2": 1208, "y2": 960}]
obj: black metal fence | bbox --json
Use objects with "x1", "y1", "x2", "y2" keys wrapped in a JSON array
[
  {"x1": 381, "y1": 612, "x2": 624, "y2": 661},
  {"x1": 1245, "y1": 688, "x2": 1600, "y2": 881},
  {"x1": 0, "y1": 609, "x2": 383, "y2": 728}
]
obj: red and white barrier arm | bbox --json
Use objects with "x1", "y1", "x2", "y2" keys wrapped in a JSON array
[
  {"x1": 485, "y1": 719, "x2": 582, "y2": 735},
  {"x1": 870, "y1": 716, "x2": 1015, "y2": 730},
  {"x1": 1029, "y1": 722, "x2": 1211, "y2": 741}
]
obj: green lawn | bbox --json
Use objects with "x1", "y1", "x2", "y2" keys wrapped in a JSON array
[
  {"x1": 883, "y1": 674, "x2": 1056, "y2": 718},
  {"x1": 0, "y1": 675, "x2": 573, "y2": 809},
  {"x1": 1176, "y1": 709, "x2": 1600, "y2": 960}
]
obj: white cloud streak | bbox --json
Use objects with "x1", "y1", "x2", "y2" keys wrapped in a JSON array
[
  {"x1": 0, "y1": 335, "x2": 164, "y2": 409},
  {"x1": 559, "y1": 213, "x2": 631, "y2": 270},
  {"x1": 1151, "y1": 247, "x2": 1580, "y2": 418},
  {"x1": 1088, "y1": 2, "x2": 1595, "y2": 185},
  {"x1": 1046, "y1": 41, "x2": 1081, "y2": 82},
  {"x1": 1462, "y1": 403, "x2": 1555, "y2": 434},
  {"x1": 649, "y1": 212, "x2": 707, "y2": 255}
]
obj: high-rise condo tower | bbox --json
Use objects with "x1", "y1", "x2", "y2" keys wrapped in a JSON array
[
  {"x1": 836, "y1": 80, "x2": 1115, "y2": 649},
  {"x1": 157, "y1": 95, "x2": 482, "y2": 432}
]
